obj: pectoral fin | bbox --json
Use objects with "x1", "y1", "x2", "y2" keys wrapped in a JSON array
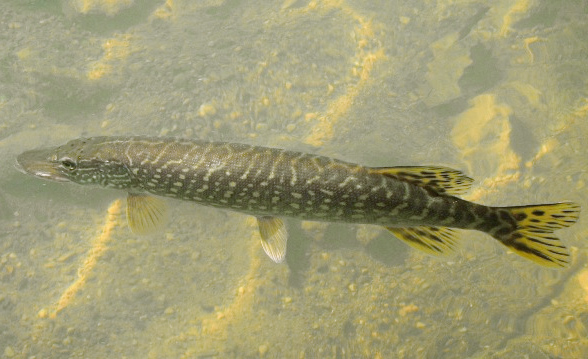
[
  {"x1": 386, "y1": 226, "x2": 459, "y2": 255},
  {"x1": 257, "y1": 216, "x2": 288, "y2": 263},
  {"x1": 126, "y1": 193, "x2": 168, "y2": 234}
]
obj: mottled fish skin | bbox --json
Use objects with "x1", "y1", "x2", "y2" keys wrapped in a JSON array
[
  {"x1": 17, "y1": 136, "x2": 580, "y2": 267},
  {"x1": 19, "y1": 136, "x2": 484, "y2": 228}
]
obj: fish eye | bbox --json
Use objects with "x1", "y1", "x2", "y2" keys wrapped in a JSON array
[{"x1": 61, "y1": 158, "x2": 77, "y2": 170}]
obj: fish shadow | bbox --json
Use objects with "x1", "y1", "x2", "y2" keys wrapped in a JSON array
[
  {"x1": 364, "y1": 232, "x2": 410, "y2": 266},
  {"x1": 285, "y1": 223, "x2": 409, "y2": 288}
]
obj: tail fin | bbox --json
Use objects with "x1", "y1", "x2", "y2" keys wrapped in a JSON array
[{"x1": 496, "y1": 202, "x2": 580, "y2": 267}]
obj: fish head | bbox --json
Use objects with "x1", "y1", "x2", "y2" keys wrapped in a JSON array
[{"x1": 17, "y1": 137, "x2": 134, "y2": 188}]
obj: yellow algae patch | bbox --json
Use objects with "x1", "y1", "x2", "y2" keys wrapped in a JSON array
[
  {"x1": 301, "y1": 221, "x2": 329, "y2": 242},
  {"x1": 398, "y1": 304, "x2": 419, "y2": 317},
  {"x1": 87, "y1": 62, "x2": 112, "y2": 81},
  {"x1": 523, "y1": 36, "x2": 544, "y2": 64},
  {"x1": 554, "y1": 97, "x2": 588, "y2": 134},
  {"x1": 198, "y1": 102, "x2": 217, "y2": 117},
  {"x1": 572, "y1": 98, "x2": 588, "y2": 119},
  {"x1": 577, "y1": 269, "x2": 588, "y2": 303},
  {"x1": 499, "y1": 0, "x2": 531, "y2": 37},
  {"x1": 201, "y1": 218, "x2": 261, "y2": 332},
  {"x1": 173, "y1": 218, "x2": 265, "y2": 357},
  {"x1": 507, "y1": 81, "x2": 544, "y2": 107},
  {"x1": 286, "y1": 1, "x2": 385, "y2": 146},
  {"x1": 71, "y1": 0, "x2": 134, "y2": 16},
  {"x1": 87, "y1": 33, "x2": 135, "y2": 80},
  {"x1": 451, "y1": 94, "x2": 521, "y2": 201},
  {"x1": 16, "y1": 47, "x2": 33, "y2": 60},
  {"x1": 50, "y1": 199, "x2": 123, "y2": 318},
  {"x1": 151, "y1": 0, "x2": 176, "y2": 21},
  {"x1": 305, "y1": 48, "x2": 386, "y2": 147},
  {"x1": 505, "y1": 81, "x2": 565, "y2": 170},
  {"x1": 525, "y1": 137, "x2": 558, "y2": 168},
  {"x1": 423, "y1": 32, "x2": 472, "y2": 107},
  {"x1": 356, "y1": 225, "x2": 382, "y2": 246}
]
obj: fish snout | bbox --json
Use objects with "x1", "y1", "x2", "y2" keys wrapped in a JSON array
[{"x1": 16, "y1": 149, "x2": 71, "y2": 182}]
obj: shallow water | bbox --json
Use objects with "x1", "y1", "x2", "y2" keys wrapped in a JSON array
[{"x1": 1, "y1": 0, "x2": 588, "y2": 358}]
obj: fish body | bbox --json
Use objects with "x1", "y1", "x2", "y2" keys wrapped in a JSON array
[{"x1": 17, "y1": 136, "x2": 580, "y2": 267}]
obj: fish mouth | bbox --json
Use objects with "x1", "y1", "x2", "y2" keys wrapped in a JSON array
[{"x1": 16, "y1": 149, "x2": 70, "y2": 182}]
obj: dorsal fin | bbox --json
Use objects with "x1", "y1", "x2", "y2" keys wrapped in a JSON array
[{"x1": 369, "y1": 166, "x2": 473, "y2": 196}]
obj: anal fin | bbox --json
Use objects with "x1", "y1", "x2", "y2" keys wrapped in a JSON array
[
  {"x1": 126, "y1": 193, "x2": 168, "y2": 234},
  {"x1": 257, "y1": 216, "x2": 288, "y2": 263},
  {"x1": 370, "y1": 166, "x2": 473, "y2": 195},
  {"x1": 386, "y1": 226, "x2": 459, "y2": 255}
]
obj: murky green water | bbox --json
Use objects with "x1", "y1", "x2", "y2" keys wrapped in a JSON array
[{"x1": 1, "y1": 1, "x2": 588, "y2": 358}]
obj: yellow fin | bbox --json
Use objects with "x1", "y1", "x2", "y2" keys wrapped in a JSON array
[
  {"x1": 386, "y1": 226, "x2": 459, "y2": 255},
  {"x1": 257, "y1": 216, "x2": 288, "y2": 263},
  {"x1": 496, "y1": 202, "x2": 580, "y2": 267},
  {"x1": 370, "y1": 166, "x2": 473, "y2": 195},
  {"x1": 126, "y1": 193, "x2": 168, "y2": 234}
]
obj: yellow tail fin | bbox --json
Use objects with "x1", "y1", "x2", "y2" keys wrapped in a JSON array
[{"x1": 497, "y1": 202, "x2": 580, "y2": 267}]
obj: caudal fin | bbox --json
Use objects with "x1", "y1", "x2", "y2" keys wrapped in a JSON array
[{"x1": 497, "y1": 202, "x2": 580, "y2": 267}]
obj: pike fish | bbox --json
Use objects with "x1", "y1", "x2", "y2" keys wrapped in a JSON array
[{"x1": 17, "y1": 136, "x2": 580, "y2": 267}]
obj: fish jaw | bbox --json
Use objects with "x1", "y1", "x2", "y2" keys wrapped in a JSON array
[{"x1": 16, "y1": 149, "x2": 71, "y2": 183}]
